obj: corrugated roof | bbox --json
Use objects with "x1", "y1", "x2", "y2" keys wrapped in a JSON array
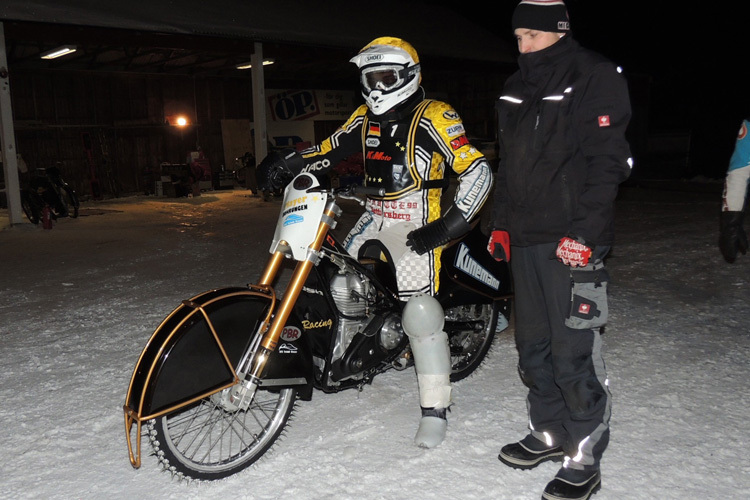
[{"x1": 0, "y1": 0, "x2": 515, "y2": 64}]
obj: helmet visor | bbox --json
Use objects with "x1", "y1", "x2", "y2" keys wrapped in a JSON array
[{"x1": 361, "y1": 65, "x2": 405, "y2": 93}]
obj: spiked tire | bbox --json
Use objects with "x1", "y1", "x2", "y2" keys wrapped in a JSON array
[
  {"x1": 446, "y1": 302, "x2": 500, "y2": 382},
  {"x1": 148, "y1": 387, "x2": 297, "y2": 481}
]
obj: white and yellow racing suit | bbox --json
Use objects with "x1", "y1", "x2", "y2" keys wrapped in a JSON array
[{"x1": 299, "y1": 97, "x2": 493, "y2": 300}]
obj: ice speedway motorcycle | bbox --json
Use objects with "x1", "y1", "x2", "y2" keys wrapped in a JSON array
[{"x1": 123, "y1": 172, "x2": 512, "y2": 481}]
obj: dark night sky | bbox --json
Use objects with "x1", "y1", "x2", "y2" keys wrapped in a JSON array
[{"x1": 440, "y1": 0, "x2": 747, "y2": 177}]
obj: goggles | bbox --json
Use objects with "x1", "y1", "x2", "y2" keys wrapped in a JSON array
[{"x1": 361, "y1": 64, "x2": 420, "y2": 93}]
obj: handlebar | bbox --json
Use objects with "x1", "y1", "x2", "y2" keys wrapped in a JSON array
[
  {"x1": 329, "y1": 184, "x2": 385, "y2": 206},
  {"x1": 349, "y1": 184, "x2": 385, "y2": 197}
]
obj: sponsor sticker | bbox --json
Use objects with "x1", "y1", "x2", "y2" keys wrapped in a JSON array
[
  {"x1": 281, "y1": 326, "x2": 302, "y2": 341},
  {"x1": 283, "y1": 214, "x2": 304, "y2": 226},
  {"x1": 454, "y1": 243, "x2": 500, "y2": 290},
  {"x1": 278, "y1": 343, "x2": 298, "y2": 354}
]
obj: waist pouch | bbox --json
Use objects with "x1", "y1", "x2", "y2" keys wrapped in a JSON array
[{"x1": 565, "y1": 260, "x2": 609, "y2": 330}]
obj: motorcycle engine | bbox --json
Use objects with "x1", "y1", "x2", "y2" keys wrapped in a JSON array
[{"x1": 330, "y1": 271, "x2": 369, "y2": 361}]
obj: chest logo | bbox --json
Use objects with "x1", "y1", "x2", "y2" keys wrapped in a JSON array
[
  {"x1": 366, "y1": 151, "x2": 392, "y2": 161},
  {"x1": 368, "y1": 122, "x2": 381, "y2": 136}
]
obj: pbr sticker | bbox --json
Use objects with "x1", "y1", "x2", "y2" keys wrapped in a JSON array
[
  {"x1": 455, "y1": 243, "x2": 500, "y2": 290},
  {"x1": 280, "y1": 326, "x2": 302, "y2": 342}
]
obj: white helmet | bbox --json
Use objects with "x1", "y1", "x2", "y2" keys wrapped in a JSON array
[{"x1": 350, "y1": 37, "x2": 422, "y2": 115}]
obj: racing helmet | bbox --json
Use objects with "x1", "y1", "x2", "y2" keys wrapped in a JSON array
[{"x1": 349, "y1": 37, "x2": 422, "y2": 115}]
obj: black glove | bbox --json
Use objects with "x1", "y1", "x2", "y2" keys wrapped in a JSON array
[
  {"x1": 719, "y1": 210, "x2": 748, "y2": 263},
  {"x1": 406, "y1": 206, "x2": 471, "y2": 255},
  {"x1": 256, "y1": 149, "x2": 303, "y2": 192}
]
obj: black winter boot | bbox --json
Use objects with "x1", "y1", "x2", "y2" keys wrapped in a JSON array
[
  {"x1": 498, "y1": 434, "x2": 564, "y2": 470},
  {"x1": 542, "y1": 467, "x2": 601, "y2": 500}
]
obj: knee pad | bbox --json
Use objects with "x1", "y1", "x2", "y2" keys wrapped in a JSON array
[{"x1": 402, "y1": 293, "x2": 444, "y2": 340}]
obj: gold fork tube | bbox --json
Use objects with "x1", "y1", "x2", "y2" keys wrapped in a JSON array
[
  {"x1": 258, "y1": 250, "x2": 286, "y2": 286},
  {"x1": 259, "y1": 208, "x2": 336, "y2": 354}
]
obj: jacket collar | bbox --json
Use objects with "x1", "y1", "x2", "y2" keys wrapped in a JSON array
[{"x1": 517, "y1": 35, "x2": 578, "y2": 85}]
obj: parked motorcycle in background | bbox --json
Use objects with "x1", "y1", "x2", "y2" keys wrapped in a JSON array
[
  {"x1": 20, "y1": 163, "x2": 79, "y2": 225},
  {"x1": 123, "y1": 172, "x2": 512, "y2": 481}
]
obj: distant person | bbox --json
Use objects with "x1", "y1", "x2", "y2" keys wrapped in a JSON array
[
  {"x1": 719, "y1": 118, "x2": 749, "y2": 263},
  {"x1": 241, "y1": 151, "x2": 260, "y2": 196},
  {"x1": 487, "y1": 1, "x2": 632, "y2": 499}
]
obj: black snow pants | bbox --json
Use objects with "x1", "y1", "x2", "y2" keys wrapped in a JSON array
[{"x1": 511, "y1": 242, "x2": 612, "y2": 471}]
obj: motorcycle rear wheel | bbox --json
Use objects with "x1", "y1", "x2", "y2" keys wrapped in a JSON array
[
  {"x1": 149, "y1": 387, "x2": 297, "y2": 480},
  {"x1": 61, "y1": 185, "x2": 79, "y2": 218},
  {"x1": 446, "y1": 302, "x2": 499, "y2": 382}
]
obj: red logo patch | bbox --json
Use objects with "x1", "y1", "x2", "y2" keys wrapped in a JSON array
[
  {"x1": 598, "y1": 115, "x2": 610, "y2": 127},
  {"x1": 450, "y1": 135, "x2": 470, "y2": 150},
  {"x1": 578, "y1": 303, "x2": 590, "y2": 314}
]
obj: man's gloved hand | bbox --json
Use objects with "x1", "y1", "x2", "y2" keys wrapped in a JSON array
[
  {"x1": 256, "y1": 148, "x2": 302, "y2": 192},
  {"x1": 487, "y1": 230, "x2": 510, "y2": 262},
  {"x1": 719, "y1": 210, "x2": 748, "y2": 263},
  {"x1": 406, "y1": 206, "x2": 471, "y2": 255},
  {"x1": 556, "y1": 236, "x2": 593, "y2": 267}
]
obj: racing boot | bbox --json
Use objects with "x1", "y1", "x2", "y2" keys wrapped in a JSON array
[{"x1": 402, "y1": 293, "x2": 452, "y2": 448}]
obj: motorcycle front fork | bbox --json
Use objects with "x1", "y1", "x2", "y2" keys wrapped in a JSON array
[{"x1": 219, "y1": 199, "x2": 341, "y2": 409}]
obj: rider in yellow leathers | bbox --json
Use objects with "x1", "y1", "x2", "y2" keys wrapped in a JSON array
[{"x1": 258, "y1": 37, "x2": 493, "y2": 448}]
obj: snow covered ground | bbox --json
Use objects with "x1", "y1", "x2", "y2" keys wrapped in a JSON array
[{"x1": 0, "y1": 182, "x2": 748, "y2": 500}]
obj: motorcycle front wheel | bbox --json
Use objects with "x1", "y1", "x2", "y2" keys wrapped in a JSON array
[
  {"x1": 149, "y1": 387, "x2": 297, "y2": 480},
  {"x1": 445, "y1": 302, "x2": 499, "y2": 382},
  {"x1": 20, "y1": 191, "x2": 41, "y2": 224}
]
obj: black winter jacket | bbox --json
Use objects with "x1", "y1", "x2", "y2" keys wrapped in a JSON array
[{"x1": 491, "y1": 36, "x2": 632, "y2": 248}]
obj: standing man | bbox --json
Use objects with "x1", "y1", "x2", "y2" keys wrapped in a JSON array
[
  {"x1": 719, "y1": 118, "x2": 750, "y2": 262},
  {"x1": 487, "y1": 2, "x2": 632, "y2": 499},
  {"x1": 258, "y1": 36, "x2": 493, "y2": 448}
]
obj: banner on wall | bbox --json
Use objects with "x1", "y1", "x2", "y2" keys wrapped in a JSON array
[{"x1": 267, "y1": 89, "x2": 358, "y2": 123}]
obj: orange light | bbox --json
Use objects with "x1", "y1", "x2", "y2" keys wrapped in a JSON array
[{"x1": 175, "y1": 116, "x2": 188, "y2": 127}]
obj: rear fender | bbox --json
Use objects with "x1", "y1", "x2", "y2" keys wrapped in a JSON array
[{"x1": 439, "y1": 224, "x2": 513, "y2": 306}]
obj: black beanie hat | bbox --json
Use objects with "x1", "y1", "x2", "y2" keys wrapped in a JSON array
[{"x1": 512, "y1": 0, "x2": 570, "y2": 33}]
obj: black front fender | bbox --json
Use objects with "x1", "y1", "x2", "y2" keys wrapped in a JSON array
[{"x1": 125, "y1": 286, "x2": 313, "y2": 420}]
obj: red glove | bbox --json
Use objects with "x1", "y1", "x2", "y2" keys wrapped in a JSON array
[
  {"x1": 556, "y1": 236, "x2": 592, "y2": 267},
  {"x1": 488, "y1": 230, "x2": 511, "y2": 261}
]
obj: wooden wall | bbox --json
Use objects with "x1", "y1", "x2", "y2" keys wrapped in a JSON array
[{"x1": 8, "y1": 65, "x2": 509, "y2": 199}]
